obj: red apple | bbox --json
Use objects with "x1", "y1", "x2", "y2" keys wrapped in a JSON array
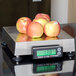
[
  {"x1": 44, "y1": 21, "x2": 61, "y2": 37},
  {"x1": 35, "y1": 13, "x2": 51, "y2": 21},
  {"x1": 16, "y1": 17, "x2": 32, "y2": 34},
  {"x1": 33, "y1": 18, "x2": 48, "y2": 27},
  {"x1": 27, "y1": 22, "x2": 43, "y2": 38}
]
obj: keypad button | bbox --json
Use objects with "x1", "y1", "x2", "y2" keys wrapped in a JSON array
[
  {"x1": 57, "y1": 48, "x2": 61, "y2": 52},
  {"x1": 57, "y1": 52, "x2": 61, "y2": 55}
]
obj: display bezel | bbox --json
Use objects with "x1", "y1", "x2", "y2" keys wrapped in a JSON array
[{"x1": 32, "y1": 46, "x2": 63, "y2": 59}]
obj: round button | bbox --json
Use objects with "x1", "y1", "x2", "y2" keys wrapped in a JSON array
[
  {"x1": 57, "y1": 52, "x2": 61, "y2": 55},
  {"x1": 57, "y1": 48, "x2": 61, "y2": 52}
]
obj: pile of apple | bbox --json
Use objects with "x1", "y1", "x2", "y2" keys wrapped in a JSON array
[{"x1": 16, "y1": 13, "x2": 61, "y2": 38}]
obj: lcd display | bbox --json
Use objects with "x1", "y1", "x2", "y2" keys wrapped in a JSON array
[{"x1": 37, "y1": 49, "x2": 56, "y2": 56}]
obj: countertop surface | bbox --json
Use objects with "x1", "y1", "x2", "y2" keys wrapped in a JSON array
[{"x1": 0, "y1": 44, "x2": 76, "y2": 76}]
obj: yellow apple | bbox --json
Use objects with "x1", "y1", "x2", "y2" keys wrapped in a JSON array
[
  {"x1": 33, "y1": 18, "x2": 48, "y2": 27},
  {"x1": 44, "y1": 21, "x2": 61, "y2": 37}
]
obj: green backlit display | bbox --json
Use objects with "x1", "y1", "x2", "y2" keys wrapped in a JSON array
[
  {"x1": 37, "y1": 49, "x2": 56, "y2": 56},
  {"x1": 37, "y1": 65, "x2": 56, "y2": 72}
]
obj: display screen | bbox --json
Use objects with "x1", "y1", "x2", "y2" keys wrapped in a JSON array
[
  {"x1": 37, "y1": 49, "x2": 56, "y2": 56},
  {"x1": 37, "y1": 65, "x2": 56, "y2": 72}
]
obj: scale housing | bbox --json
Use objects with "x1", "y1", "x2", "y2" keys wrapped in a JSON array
[{"x1": 2, "y1": 26, "x2": 75, "y2": 57}]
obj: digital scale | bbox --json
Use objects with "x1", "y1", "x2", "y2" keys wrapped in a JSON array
[
  {"x1": 1, "y1": 26, "x2": 75, "y2": 60},
  {"x1": 2, "y1": 46, "x2": 75, "y2": 76}
]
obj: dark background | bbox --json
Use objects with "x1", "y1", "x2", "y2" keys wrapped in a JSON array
[{"x1": 0, "y1": 0, "x2": 50, "y2": 27}]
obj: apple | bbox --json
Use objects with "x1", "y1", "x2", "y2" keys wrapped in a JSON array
[
  {"x1": 35, "y1": 13, "x2": 50, "y2": 21},
  {"x1": 16, "y1": 17, "x2": 32, "y2": 34},
  {"x1": 16, "y1": 33, "x2": 28, "y2": 42},
  {"x1": 27, "y1": 22, "x2": 43, "y2": 38},
  {"x1": 33, "y1": 18, "x2": 48, "y2": 27},
  {"x1": 44, "y1": 21, "x2": 61, "y2": 37}
]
